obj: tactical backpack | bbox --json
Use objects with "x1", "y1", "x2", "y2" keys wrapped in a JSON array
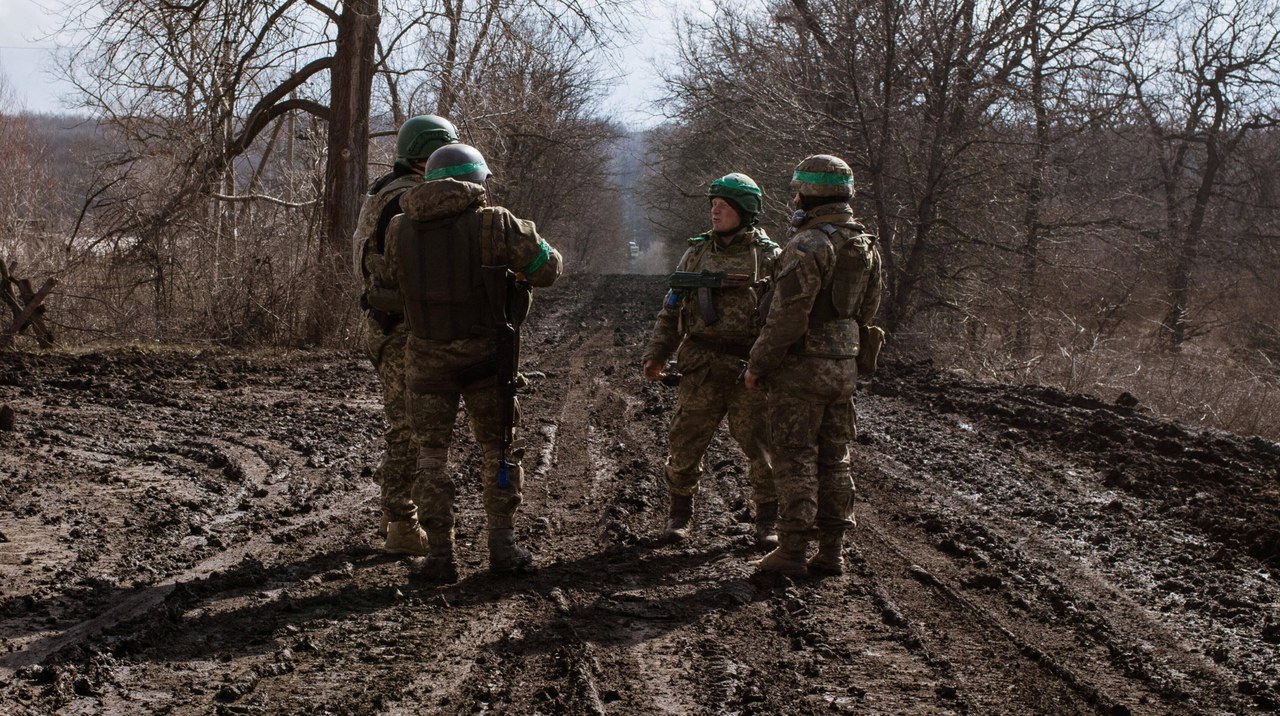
[{"x1": 811, "y1": 225, "x2": 877, "y2": 324}]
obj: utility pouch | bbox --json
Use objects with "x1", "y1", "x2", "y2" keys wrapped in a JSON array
[{"x1": 857, "y1": 325, "x2": 885, "y2": 377}]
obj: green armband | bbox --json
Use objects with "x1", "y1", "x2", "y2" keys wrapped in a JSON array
[{"x1": 522, "y1": 239, "x2": 552, "y2": 276}]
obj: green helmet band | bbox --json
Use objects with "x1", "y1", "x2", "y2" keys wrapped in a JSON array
[
  {"x1": 425, "y1": 161, "x2": 489, "y2": 181},
  {"x1": 708, "y1": 173, "x2": 763, "y2": 216},
  {"x1": 711, "y1": 176, "x2": 762, "y2": 196},
  {"x1": 792, "y1": 170, "x2": 852, "y2": 186}
]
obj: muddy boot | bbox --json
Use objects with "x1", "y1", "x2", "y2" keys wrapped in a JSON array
[
  {"x1": 420, "y1": 543, "x2": 459, "y2": 583},
  {"x1": 488, "y1": 528, "x2": 534, "y2": 574},
  {"x1": 754, "y1": 502, "x2": 779, "y2": 550},
  {"x1": 754, "y1": 534, "x2": 810, "y2": 578},
  {"x1": 807, "y1": 532, "x2": 845, "y2": 577},
  {"x1": 384, "y1": 521, "x2": 429, "y2": 556},
  {"x1": 663, "y1": 494, "x2": 694, "y2": 543}
]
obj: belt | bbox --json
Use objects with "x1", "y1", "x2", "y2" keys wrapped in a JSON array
[{"x1": 690, "y1": 335, "x2": 753, "y2": 360}]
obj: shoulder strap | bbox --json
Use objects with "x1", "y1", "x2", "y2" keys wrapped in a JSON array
[{"x1": 374, "y1": 195, "x2": 404, "y2": 254}]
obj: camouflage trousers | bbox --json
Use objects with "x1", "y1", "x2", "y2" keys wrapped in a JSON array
[
  {"x1": 765, "y1": 354, "x2": 858, "y2": 541},
  {"x1": 666, "y1": 348, "x2": 775, "y2": 505},
  {"x1": 364, "y1": 317, "x2": 416, "y2": 523},
  {"x1": 406, "y1": 372, "x2": 523, "y2": 542}
]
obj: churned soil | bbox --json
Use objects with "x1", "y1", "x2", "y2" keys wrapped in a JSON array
[{"x1": 1, "y1": 274, "x2": 1278, "y2": 715}]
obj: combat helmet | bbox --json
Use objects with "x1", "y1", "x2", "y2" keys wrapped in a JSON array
[
  {"x1": 791, "y1": 155, "x2": 854, "y2": 198},
  {"x1": 425, "y1": 144, "x2": 492, "y2": 184},
  {"x1": 707, "y1": 172, "x2": 763, "y2": 218},
  {"x1": 396, "y1": 115, "x2": 458, "y2": 171}
]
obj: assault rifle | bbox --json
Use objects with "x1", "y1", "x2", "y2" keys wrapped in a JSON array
[
  {"x1": 668, "y1": 270, "x2": 754, "y2": 326},
  {"x1": 481, "y1": 266, "x2": 524, "y2": 489}
]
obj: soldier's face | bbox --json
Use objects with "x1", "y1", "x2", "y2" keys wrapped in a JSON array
[{"x1": 710, "y1": 198, "x2": 742, "y2": 232}]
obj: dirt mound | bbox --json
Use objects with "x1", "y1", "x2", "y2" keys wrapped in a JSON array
[{"x1": 1, "y1": 275, "x2": 1277, "y2": 714}]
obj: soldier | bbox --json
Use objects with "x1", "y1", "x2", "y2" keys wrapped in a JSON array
[
  {"x1": 385, "y1": 144, "x2": 562, "y2": 582},
  {"x1": 744, "y1": 154, "x2": 883, "y2": 577},
  {"x1": 352, "y1": 114, "x2": 458, "y2": 556},
  {"x1": 642, "y1": 173, "x2": 782, "y2": 548}
]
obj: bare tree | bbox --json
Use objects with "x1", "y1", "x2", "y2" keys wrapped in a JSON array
[
  {"x1": 48, "y1": 0, "x2": 625, "y2": 342},
  {"x1": 1119, "y1": 0, "x2": 1280, "y2": 347}
]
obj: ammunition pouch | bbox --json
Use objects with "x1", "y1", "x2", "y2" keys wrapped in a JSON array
[{"x1": 856, "y1": 325, "x2": 885, "y2": 377}]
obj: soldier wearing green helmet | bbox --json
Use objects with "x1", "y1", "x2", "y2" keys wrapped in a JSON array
[
  {"x1": 384, "y1": 143, "x2": 563, "y2": 582},
  {"x1": 642, "y1": 172, "x2": 782, "y2": 548},
  {"x1": 394, "y1": 114, "x2": 460, "y2": 173},
  {"x1": 744, "y1": 154, "x2": 884, "y2": 579},
  {"x1": 351, "y1": 114, "x2": 459, "y2": 557}
]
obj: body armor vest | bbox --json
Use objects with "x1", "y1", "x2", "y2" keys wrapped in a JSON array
[
  {"x1": 797, "y1": 224, "x2": 875, "y2": 358},
  {"x1": 809, "y1": 225, "x2": 876, "y2": 326},
  {"x1": 399, "y1": 210, "x2": 496, "y2": 342}
]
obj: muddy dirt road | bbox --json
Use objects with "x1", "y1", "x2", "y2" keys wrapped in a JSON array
[{"x1": 1, "y1": 274, "x2": 1278, "y2": 715}]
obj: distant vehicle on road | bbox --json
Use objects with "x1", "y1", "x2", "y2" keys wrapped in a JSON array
[{"x1": 627, "y1": 241, "x2": 640, "y2": 259}]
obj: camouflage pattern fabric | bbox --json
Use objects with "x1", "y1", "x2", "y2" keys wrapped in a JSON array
[
  {"x1": 364, "y1": 318, "x2": 416, "y2": 522},
  {"x1": 385, "y1": 177, "x2": 562, "y2": 544},
  {"x1": 644, "y1": 227, "x2": 780, "y2": 504},
  {"x1": 644, "y1": 227, "x2": 779, "y2": 361},
  {"x1": 352, "y1": 172, "x2": 422, "y2": 524},
  {"x1": 404, "y1": 360, "x2": 522, "y2": 536},
  {"x1": 762, "y1": 356, "x2": 857, "y2": 539},
  {"x1": 747, "y1": 200, "x2": 883, "y2": 541},
  {"x1": 353, "y1": 173, "x2": 421, "y2": 285},
  {"x1": 665, "y1": 341, "x2": 774, "y2": 503}
]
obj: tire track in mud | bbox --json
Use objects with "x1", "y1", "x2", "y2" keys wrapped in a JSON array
[
  {"x1": 0, "y1": 352, "x2": 386, "y2": 697},
  {"x1": 854, "y1": 389, "x2": 1267, "y2": 715},
  {"x1": 521, "y1": 277, "x2": 701, "y2": 713},
  {"x1": 0, "y1": 430, "x2": 379, "y2": 682},
  {"x1": 4, "y1": 278, "x2": 1278, "y2": 714}
]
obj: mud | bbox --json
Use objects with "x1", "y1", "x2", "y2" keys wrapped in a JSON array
[{"x1": 1, "y1": 274, "x2": 1277, "y2": 715}]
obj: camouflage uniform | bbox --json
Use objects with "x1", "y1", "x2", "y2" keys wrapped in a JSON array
[
  {"x1": 644, "y1": 227, "x2": 781, "y2": 510},
  {"x1": 748, "y1": 185, "x2": 882, "y2": 573},
  {"x1": 385, "y1": 177, "x2": 562, "y2": 563},
  {"x1": 352, "y1": 171, "x2": 422, "y2": 527}
]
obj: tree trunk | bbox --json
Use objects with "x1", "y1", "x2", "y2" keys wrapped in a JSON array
[
  {"x1": 1015, "y1": 0, "x2": 1047, "y2": 359},
  {"x1": 309, "y1": 0, "x2": 380, "y2": 344}
]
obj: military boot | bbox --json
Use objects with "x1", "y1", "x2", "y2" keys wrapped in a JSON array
[
  {"x1": 663, "y1": 494, "x2": 694, "y2": 543},
  {"x1": 384, "y1": 520, "x2": 429, "y2": 556},
  {"x1": 807, "y1": 532, "x2": 845, "y2": 576},
  {"x1": 488, "y1": 528, "x2": 535, "y2": 574},
  {"x1": 420, "y1": 542, "x2": 459, "y2": 583},
  {"x1": 754, "y1": 533, "x2": 810, "y2": 578},
  {"x1": 754, "y1": 502, "x2": 779, "y2": 550}
]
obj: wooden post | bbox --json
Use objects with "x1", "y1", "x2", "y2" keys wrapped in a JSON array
[{"x1": 1, "y1": 262, "x2": 58, "y2": 349}]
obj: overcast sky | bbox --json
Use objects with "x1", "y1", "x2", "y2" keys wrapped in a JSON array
[{"x1": 0, "y1": 0, "x2": 681, "y2": 127}]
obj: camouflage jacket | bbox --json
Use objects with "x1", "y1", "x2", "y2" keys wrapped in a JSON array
[
  {"x1": 643, "y1": 226, "x2": 780, "y2": 364},
  {"x1": 747, "y1": 203, "x2": 882, "y2": 376},
  {"x1": 352, "y1": 172, "x2": 422, "y2": 298}
]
